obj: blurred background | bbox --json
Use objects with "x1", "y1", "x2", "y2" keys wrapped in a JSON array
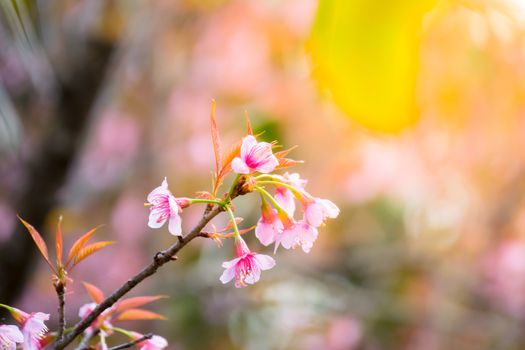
[{"x1": 2, "y1": 0, "x2": 525, "y2": 349}]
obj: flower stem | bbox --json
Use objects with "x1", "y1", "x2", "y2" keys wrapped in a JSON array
[
  {"x1": 224, "y1": 204, "x2": 241, "y2": 239},
  {"x1": 189, "y1": 198, "x2": 224, "y2": 206},
  {"x1": 255, "y1": 186, "x2": 288, "y2": 215},
  {"x1": 256, "y1": 180, "x2": 304, "y2": 198}
]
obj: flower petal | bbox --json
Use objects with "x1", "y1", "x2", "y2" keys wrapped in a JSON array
[
  {"x1": 146, "y1": 178, "x2": 170, "y2": 203},
  {"x1": 240, "y1": 135, "x2": 257, "y2": 159},
  {"x1": 253, "y1": 154, "x2": 279, "y2": 173},
  {"x1": 148, "y1": 209, "x2": 167, "y2": 229},
  {"x1": 168, "y1": 214, "x2": 182, "y2": 236},
  {"x1": 275, "y1": 189, "x2": 296, "y2": 217},
  {"x1": 255, "y1": 220, "x2": 277, "y2": 246},
  {"x1": 305, "y1": 202, "x2": 325, "y2": 227},
  {"x1": 231, "y1": 157, "x2": 250, "y2": 174},
  {"x1": 219, "y1": 266, "x2": 236, "y2": 284},
  {"x1": 222, "y1": 257, "x2": 241, "y2": 269},
  {"x1": 0, "y1": 325, "x2": 23, "y2": 343},
  {"x1": 320, "y1": 199, "x2": 340, "y2": 218},
  {"x1": 254, "y1": 254, "x2": 276, "y2": 270}
]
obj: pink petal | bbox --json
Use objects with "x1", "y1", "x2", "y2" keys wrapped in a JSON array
[
  {"x1": 0, "y1": 325, "x2": 23, "y2": 343},
  {"x1": 231, "y1": 157, "x2": 250, "y2": 174},
  {"x1": 280, "y1": 227, "x2": 297, "y2": 250},
  {"x1": 222, "y1": 257, "x2": 241, "y2": 269},
  {"x1": 148, "y1": 209, "x2": 167, "y2": 229},
  {"x1": 146, "y1": 178, "x2": 170, "y2": 203},
  {"x1": 168, "y1": 214, "x2": 182, "y2": 236},
  {"x1": 148, "y1": 335, "x2": 168, "y2": 349},
  {"x1": 219, "y1": 266, "x2": 236, "y2": 284},
  {"x1": 320, "y1": 199, "x2": 340, "y2": 218},
  {"x1": 244, "y1": 264, "x2": 261, "y2": 284},
  {"x1": 240, "y1": 135, "x2": 257, "y2": 159},
  {"x1": 275, "y1": 189, "x2": 296, "y2": 217},
  {"x1": 254, "y1": 254, "x2": 276, "y2": 270},
  {"x1": 253, "y1": 154, "x2": 279, "y2": 173},
  {"x1": 255, "y1": 220, "x2": 277, "y2": 246},
  {"x1": 305, "y1": 202, "x2": 325, "y2": 227}
]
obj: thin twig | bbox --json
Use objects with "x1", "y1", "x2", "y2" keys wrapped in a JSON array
[
  {"x1": 74, "y1": 329, "x2": 100, "y2": 350},
  {"x1": 52, "y1": 202, "x2": 230, "y2": 350},
  {"x1": 55, "y1": 281, "x2": 66, "y2": 342},
  {"x1": 107, "y1": 333, "x2": 153, "y2": 350}
]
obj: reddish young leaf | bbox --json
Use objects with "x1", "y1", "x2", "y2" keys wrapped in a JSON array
[
  {"x1": 56, "y1": 216, "x2": 63, "y2": 267},
  {"x1": 18, "y1": 216, "x2": 56, "y2": 273},
  {"x1": 245, "y1": 111, "x2": 253, "y2": 135},
  {"x1": 275, "y1": 158, "x2": 303, "y2": 170},
  {"x1": 66, "y1": 225, "x2": 103, "y2": 268},
  {"x1": 73, "y1": 241, "x2": 115, "y2": 267},
  {"x1": 274, "y1": 145, "x2": 298, "y2": 160},
  {"x1": 82, "y1": 282, "x2": 105, "y2": 303},
  {"x1": 116, "y1": 295, "x2": 168, "y2": 312},
  {"x1": 213, "y1": 140, "x2": 242, "y2": 195},
  {"x1": 210, "y1": 99, "x2": 222, "y2": 179},
  {"x1": 274, "y1": 145, "x2": 302, "y2": 170},
  {"x1": 117, "y1": 309, "x2": 167, "y2": 321}
]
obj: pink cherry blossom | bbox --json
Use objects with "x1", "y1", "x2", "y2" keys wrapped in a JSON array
[
  {"x1": 146, "y1": 178, "x2": 190, "y2": 236},
  {"x1": 274, "y1": 172, "x2": 307, "y2": 216},
  {"x1": 304, "y1": 198, "x2": 340, "y2": 228},
  {"x1": 220, "y1": 238, "x2": 276, "y2": 288},
  {"x1": 232, "y1": 135, "x2": 279, "y2": 174},
  {"x1": 255, "y1": 207, "x2": 283, "y2": 246},
  {"x1": 130, "y1": 332, "x2": 168, "y2": 350},
  {"x1": 0, "y1": 325, "x2": 24, "y2": 350},
  {"x1": 278, "y1": 220, "x2": 318, "y2": 253},
  {"x1": 16, "y1": 311, "x2": 49, "y2": 350}
]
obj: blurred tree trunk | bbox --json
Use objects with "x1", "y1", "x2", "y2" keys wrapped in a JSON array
[{"x1": 0, "y1": 38, "x2": 114, "y2": 304}]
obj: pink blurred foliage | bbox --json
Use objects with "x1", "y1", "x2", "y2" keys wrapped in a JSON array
[
  {"x1": 481, "y1": 238, "x2": 525, "y2": 317},
  {"x1": 111, "y1": 192, "x2": 149, "y2": 244},
  {"x1": 299, "y1": 316, "x2": 362, "y2": 350},
  {"x1": 191, "y1": 2, "x2": 272, "y2": 97},
  {"x1": 78, "y1": 109, "x2": 141, "y2": 190}
]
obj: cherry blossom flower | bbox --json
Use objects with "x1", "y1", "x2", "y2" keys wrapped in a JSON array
[
  {"x1": 7, "y1": 308, "x2": 49, "y2": 350},
  {"x1": 255, "y1": 203, "x2": 283, "y2": 246},
  {"x1": 130, "y1": 332, "x2": 168, "y2": 350},
  {"x1": 303, "y1": 198, "x2": 340, "y2": 228},
  {"x1": 220, "y1": 238, "x2": 276, "y2": 288},
  {"x1": 146, "y1": 178, "x2": 190, "y2": 236},
  {"x1": 277, "y1": 220, "x2": 318, "y2": 253},
  {"x1": 232, "y1": 135, "x2": 279, "y2": 174},
  {"x1": 0, "y1": 325, "x2": 24, "y2": 350}
]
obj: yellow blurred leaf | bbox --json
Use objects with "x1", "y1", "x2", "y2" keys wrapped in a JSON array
[{"x1": 308, "y1": 0, "x2": 439, "y2": 132}]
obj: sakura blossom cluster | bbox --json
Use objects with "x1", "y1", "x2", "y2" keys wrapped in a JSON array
[{"x1": 146, "y1": 131, "x2": 339, "y2": 288}]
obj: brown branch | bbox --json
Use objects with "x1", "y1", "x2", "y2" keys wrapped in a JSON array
[
  {"x1": 74, "y1": 329, "x2": 100, "y2": 350},
  {"x1": 107, "y1": 333, "x2": 153, "y2": 350},
  {"x1": 52, "y1": 204, "x2": 227, "y2": 350},
  {"x1": 54, "y1": 281, "x2": 66, "y2": 342}
]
